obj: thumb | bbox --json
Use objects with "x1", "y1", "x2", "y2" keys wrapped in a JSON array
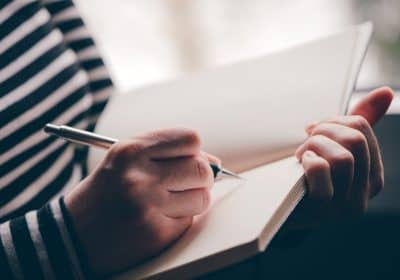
[{"x1": 349, "y1": 86, "x2": 394, "y2": 126}]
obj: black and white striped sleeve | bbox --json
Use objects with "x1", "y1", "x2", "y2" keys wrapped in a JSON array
[
  {"x1": 42, "y1": 0, "x2": 114, "y2": 130},
  {"x1": 0, "y1": 197, "x2": 89, "y2": 280}
]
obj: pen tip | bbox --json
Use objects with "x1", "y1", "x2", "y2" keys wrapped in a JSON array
[
  {"x1": 221, "y1": 169, "x2": 243, "y2": 180},
  {"x1": 44, "y1": 124, "x2": 60, "y2": 135}
]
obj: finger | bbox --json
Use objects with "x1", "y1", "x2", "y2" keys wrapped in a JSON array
[
  {"x1": 301, "y1": 150, "x2": 334, "y2": 201},
  {"x1": 163, "y1": 188, "x2": 211, "y2": 218},
  {"x1": 305, "y1": 87, "x2": 394, "y2": 132},
  {"x1": 296, "y1": 135, "x2": 354, "y2": 200},
  {"x1": 137, "y1": 127, "x2": 202, "y2": 159},
  {"x1": 309, "y1": 123, "x2": 370, "y2": 209},
  {"x1": 156, "y1": 154, "x2": 214, "y2": 191},
  {"x1": 202, "y1": 152, "x2": 222, "y2": 167},
  {"x1": 348, "y1": 86, "x2": 394, "y2": 126},
  {"x1": 309, "y1": 116, "x2": 382, "y2": 198}
]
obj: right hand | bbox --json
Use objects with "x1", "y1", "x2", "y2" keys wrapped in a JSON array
[{"x1": 64, "y1": 128, "x2": 215, "y2": 276}]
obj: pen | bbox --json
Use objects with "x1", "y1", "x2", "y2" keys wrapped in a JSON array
[{"x1": 43, "y1": 124, "x2": 242, "y2": 180}]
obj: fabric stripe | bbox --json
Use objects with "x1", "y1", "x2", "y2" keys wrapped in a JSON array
[
  {"x1": 80, "y1": 58, "x2": 105, "y2": 71},
  {"x1": 37, "y1": 204, "x2": 74, "y2": 280},
  {"x1": 1, "y1": 95, "x2": 90, "y2": 164},
  {"x1": 0, "y1": 221, "x2": 24, "y2": 279},
  {"x1": 0, "y1": 30, "x2": 62, "y2": 82},
  {"x1": 0, "y1": 142, "x2": 69, "y2": 205},
  {"x1": 1, "y1": 43, "x2": 66, "y2": 93},
  {"x1": 0, "y1": 155, "x2": 78, "y2": 222},
  {"x1": 0, "y1": 1, "x2": 11, "y2": 10},
  {"x1": 68, "y1": 38, "x2": 95, "y2": 52},
  {"x1": 89, "y1": 78, "x2": 113, "y2": 92},
  {"x1": 56, "y1": 18, "x2": 84, "y2": 33},
  {"x1": 10, "y1": 216, "x2": 45, "y2": 279},
  {"x1": 0, "y1": 1, "x2": 39, "y2": 38},
  {"x1": 1, "y1": 1, "x2": 34, "y2": 22},
  {"x1": 0, "y1": 162, "x2": 82, "y2": 224},
  {"x1": 0, "y1": 63, "x2": 84, "y2": 128},
  {"x1": 51, "y1": 6, "x2": 78, "y2": 22},
  {"x1": 75, "y1": 45, "x2": 100, "y2": 60},
  {"x1": 0, "y1": 227, "x2": 14, "y2": 278},
  {"x1": 0, "y1": 108, "x2": 87, "y2": 182},
  {"x1": 1, "y1": 70, "x2": 87, "y2": 137},
  {"x1": 91, "y1": 86, "x2": 113, "y2": 103},
  {"x1": 1, "y1": 50, "x2": 77, "y2": 104},
  {"x1": 0, "y1": 8, "x2": 49, "y2": 53},
  {"x1": 0, "y1": 1, "x2": 114, "y2": 277},
  {"x1": 0, "y1": 20, "x2": 54, "y2": 69},
  {"x1": 0, "y1": 82, "x2": 90, "y2": 153},
  {"x1": 86, "y1": 65, "x2": 109, "y2": 79},
  {"x1": 0, "y1": 118, "x2": 87, "y2": 218},
  {"x1": 50, "y1": 200, "x2": 84, "y2": 279},
  {"x1": 43, "y1": 0, "x2": 73, "y2": 15},
  {"x1": 0, "y1": 138, "x2": 67, "y2": 188},
  {"x1": 63, "y1": 26, "x2": 91, "y2": 42},
  {"x1": 26, "y1": 211, "x2": 56, "y2": 280},
  {"x1": 91, "y1": 99, "x2": 109, "y2": 114}
]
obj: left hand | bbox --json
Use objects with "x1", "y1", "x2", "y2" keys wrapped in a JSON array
[{"x1": 288, "y1": 87, "x2": 394, "y2": 228}]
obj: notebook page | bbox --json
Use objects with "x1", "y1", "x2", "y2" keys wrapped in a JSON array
[{"x1": 90, "y1": 25, "x2": 363, "y2": 173}]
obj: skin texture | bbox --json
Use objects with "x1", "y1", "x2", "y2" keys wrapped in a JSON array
[{"x1": 64, "y1": 87, "x2": 394, "y2": 277}]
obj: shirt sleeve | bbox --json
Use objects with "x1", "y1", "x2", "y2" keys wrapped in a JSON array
[
  {"x1": 0, "y1": 197, "x2": 89, "y2": 280},
  {"x1": 41, "y1": 0, "x2": 114, "y2": 130}
]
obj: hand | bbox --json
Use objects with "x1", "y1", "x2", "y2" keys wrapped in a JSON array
[
  {"x1": 289, "y1": 87, "x2": 394, "y2": 228},
  {"x1": 64, "y1": 128, "x2": 215, "y2": 276}
]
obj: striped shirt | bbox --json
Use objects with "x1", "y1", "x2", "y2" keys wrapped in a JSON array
[{"x1": 1, "y1": 0, "x2": 113, "y2": 278}]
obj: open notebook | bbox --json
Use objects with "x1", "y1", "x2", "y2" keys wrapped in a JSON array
[{"x1": 88, "y1": 23, "x2": 372, "y2": 279}]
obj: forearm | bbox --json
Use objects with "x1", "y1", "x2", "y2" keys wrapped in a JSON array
[{"x1": 0, "y1": 198, "x2": 86, "y2": 279}]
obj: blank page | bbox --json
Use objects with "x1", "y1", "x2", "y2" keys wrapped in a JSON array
[{"x1": 90, "y1": 24, "x2": 371, "y2": 173}]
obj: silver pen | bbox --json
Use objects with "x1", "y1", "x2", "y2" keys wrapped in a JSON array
[{"x1": 44, "y1": 124, "x2": 242, "y2": 180}]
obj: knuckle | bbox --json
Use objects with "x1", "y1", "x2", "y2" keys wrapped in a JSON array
[
  {"x1": 178, "y1": 128, "x2": 201, "y2": 147},
  {"x1": 345, "y1": 131, "x2": 367, "y2": 151},
  {"x1": 310, "y1": 123, "x2": 329, "y2": 135},
  {"x1": 305, "y1": 161, "x2": 334, "y2": 201},
  {"x1": 195, "y1": 158, "x2": 212, "y2": 182},
  {"x1": 351, "y1": 115, "x2": 370, "y2": 132},
  {"x1": 308, "y1": 135, "x2": 326, "y2": 148},
  {"x1": 332, "y1": 151, "x2": 354, "y2": 169},
  {"x1": 306, "y1": 159, "x2": 330, "y2": 175}
]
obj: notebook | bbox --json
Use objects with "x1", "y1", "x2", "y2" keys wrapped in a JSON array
[{"x1": 88, "y1": 22, "x2": 373, "y2": 279}]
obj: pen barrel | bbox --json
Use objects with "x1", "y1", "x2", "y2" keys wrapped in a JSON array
[
  {"x1": 44, "y1": 124, "x2": 240, "y2": 180},
  {"x1": 59, "y1": 126, "x2": 117, "y2": 149}
]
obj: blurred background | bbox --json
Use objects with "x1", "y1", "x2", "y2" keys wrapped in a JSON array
[{"x1": 74, "y1": 0, "x2": 400, "y2": 91}]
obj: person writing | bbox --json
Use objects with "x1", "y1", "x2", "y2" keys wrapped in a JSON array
[{"x1": 0, "y1": 0, "x2": 394, "y2": 279}]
